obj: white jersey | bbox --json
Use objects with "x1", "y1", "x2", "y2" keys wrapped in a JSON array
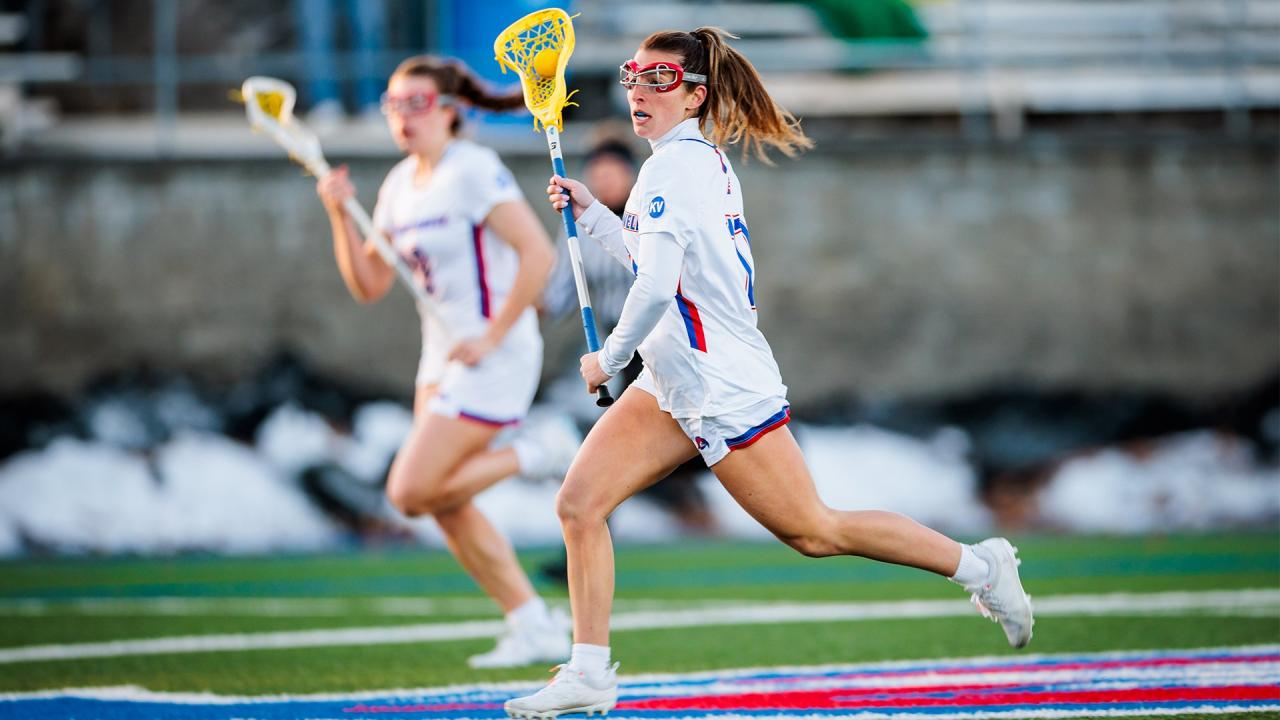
[
  {"x1": 373, "y1": 139, "x2": 528, "y2": 349},
  {"x1": 372, "y1": 140, "x2": 542, "y2": 408},
  {"x1": 618, "y1": 118, "x2": 786, "y2": 418}
]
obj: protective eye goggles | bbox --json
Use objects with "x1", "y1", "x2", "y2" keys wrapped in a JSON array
[
  {"x1": 618, "y1": 60, "x2": 707, "y2": 93},
  {"x1": 379, "y1": 91, "x2": 453, "y2": 116}
]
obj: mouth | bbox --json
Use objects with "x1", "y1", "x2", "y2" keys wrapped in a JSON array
[{"x1": 632, "y1": 109, "x2": 651, "y2": 122}]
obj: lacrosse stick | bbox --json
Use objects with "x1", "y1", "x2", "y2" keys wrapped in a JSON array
[
  {"x1": 494, "y1": 9, "x2": 613, "y2": 407},
  {"x1": 239, "y1": 76, "x2": 452, "y2": 344}
]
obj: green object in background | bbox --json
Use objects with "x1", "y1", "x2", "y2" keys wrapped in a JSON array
[{"x1": 801, "y1": 0, "x2": 927, "y2": 40}]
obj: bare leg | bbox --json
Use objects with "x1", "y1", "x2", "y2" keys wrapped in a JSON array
[
  {"x1": 387, "y1": 385, "x2": 536, "y2": 613},
  {"x1": 712, "y1": 426, "x2": 962, "y2": 576},
  {"x1": 435, "y1": 501, "x2": 537, "y2": 612},
  {"x1": 406, "y1": 385, "x2": 525, "y2": 513},
  {"x1": 420, "y1": 447, "x2": 522, "y2": 514},
  {"x1": 555, "y1": 387, "x2": 697, "y2": 645}
]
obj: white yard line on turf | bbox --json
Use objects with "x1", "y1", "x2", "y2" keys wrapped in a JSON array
[
  {"x1": 0, "y1": 596, "x2": 750, "y2": 617},
  {"x1": 0, "y1": 596, "x2": 491, "y2": 617},
  {"x1": 0, "y1": 588, "x2": 1276, "y2": 665}
]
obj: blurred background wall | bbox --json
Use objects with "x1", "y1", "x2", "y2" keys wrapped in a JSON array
[{"x1": 3, "y1": 142, "x2": 1277, "y2": 406}]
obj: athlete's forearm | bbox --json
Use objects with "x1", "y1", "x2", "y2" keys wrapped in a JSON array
[
  {"x1": 577, "y1": 201, "x2": 634, "y2": 272},
  {"x1": 598, "y1": 232, "x2": 684, "y2": 375},
  {"x1": 329, "y1": 209, "x2": 392, "y2": 303}
]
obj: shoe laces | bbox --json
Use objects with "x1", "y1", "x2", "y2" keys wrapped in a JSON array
[
  {"x1": 970, "y1": 547, "x2": 1022, "y2": 622},
  {"x1": 970, "y1": 586, "x2": 1003, "y2": 621},
  {"x1": 545, "y1": 662, "x2": 617, "y2": 689},
  {"x1": 535, "y1": 664, "x2": 587, "y2": 701}
]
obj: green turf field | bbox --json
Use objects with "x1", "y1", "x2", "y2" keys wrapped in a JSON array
[{"x1": 1, "y1": 532, "x2": 1277, "y2": 715}]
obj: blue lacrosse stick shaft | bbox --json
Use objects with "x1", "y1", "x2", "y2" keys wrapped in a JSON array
[{"x1": 546, "y1": 125, "x2": 613, "y2": 407}]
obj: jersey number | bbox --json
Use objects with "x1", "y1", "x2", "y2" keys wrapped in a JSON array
[
  {"x1": 407, "y1": 247, "x2": 436, "y2": 294},
  {"x1": 726, "y1": 214, "x2": 756, "y2": 310}
]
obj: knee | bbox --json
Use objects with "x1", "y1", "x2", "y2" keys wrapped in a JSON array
[
  {"x1": 386, "y1": 466, "x2": 452, "y2": 518},
  {"x1": 782, "y1": 533, "x2": 841, "y2": 558},
  {"x1": 778, "y1": 514, "x2": 842, "y2": 558},
  {"x1": 387, "y1": 481, "x2": 428, "y2": 518},
  {"x1": 388, "y1": 486, "x2": 464, "y2": 518},
  {"x1": 555, "y1": 478, "x2": 606, "y2": 532}
]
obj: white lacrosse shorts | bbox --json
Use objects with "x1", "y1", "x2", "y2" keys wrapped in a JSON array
[
  {"x1": 418, "y1": 312, "x2": 543, "y2": 427},
  {"x1": 631, "y1": 368, "x2": 791, "y2": 466}
]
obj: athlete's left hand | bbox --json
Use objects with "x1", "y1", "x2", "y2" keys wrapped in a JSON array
[
  {"x1": 449, "y1": 335, "x2": 498, "y2": 367},
  {"x1": 580, "y1": 352, "x2": 613, "y2": 394}
]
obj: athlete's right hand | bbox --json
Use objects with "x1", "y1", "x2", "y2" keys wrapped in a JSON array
[
  {"x1": 317, "y1": 165, "x2": 356, "y2": 214},
  {"x1": 547, "y1": 174, "x2": 595, "y2": 220}
]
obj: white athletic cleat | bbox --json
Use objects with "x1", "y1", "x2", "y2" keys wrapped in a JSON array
[
  {"x1": 517, "y1": 411, "x2": 582, "y2": 482},
  {"x1": 967, "y1": 537, "x2": 1035, "y2": 649},
  {"x1": 468, "y1": 609, "x2": 571, "y2": 669},
  {"x1": 505, "y1": 662, "x2": 619, "y2": 719}
]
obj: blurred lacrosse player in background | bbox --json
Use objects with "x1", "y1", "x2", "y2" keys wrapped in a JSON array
[
  {"x1": 315, "y1": 55, "x2": 578, "y2": 669},
  {"x1": 507, "y1": 28, "x2": 1035, "y2": 717}
]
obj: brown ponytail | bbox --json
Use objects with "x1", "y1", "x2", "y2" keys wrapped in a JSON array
[
  {"x1": 642, "y1": 27, "x2": 812, "y2": 163},
  {"x1": 390, "y1": 55, "x2": 525, "y2": 133}
]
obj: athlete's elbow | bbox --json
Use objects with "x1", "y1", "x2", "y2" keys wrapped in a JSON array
[
  {"x1": 346, "y1": 280, "x2": 375, "y2": 304},
  {"x1": 348, "y1": 277, "x2": 389, "y2": 305},
  {"x1": 633, "y1": 292, "x2": 671, "y2": 319}
]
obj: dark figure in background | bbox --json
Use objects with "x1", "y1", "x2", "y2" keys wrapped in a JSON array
[{"x1": 539, "y1": 136, "x2": 715, "y2": 584}]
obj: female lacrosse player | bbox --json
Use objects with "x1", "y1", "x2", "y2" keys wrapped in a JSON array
[
  {"x1": 505, "y1": 28, "x2": 1034, "y2": 717},
  {"x1": 316, "y1": 55, "x2": 578, "y2": 669}
]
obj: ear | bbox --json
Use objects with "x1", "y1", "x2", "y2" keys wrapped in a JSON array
[
  {"x1": 685, "y1": 84, "x2": 708, "y2": 112},
  {"x1": 441, "y1": 103, "x2": 461, "y2": 128}
]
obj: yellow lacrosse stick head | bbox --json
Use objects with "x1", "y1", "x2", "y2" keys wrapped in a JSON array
[{"x1": 494, "y1": 8, "x2": 579, "y2": 131}]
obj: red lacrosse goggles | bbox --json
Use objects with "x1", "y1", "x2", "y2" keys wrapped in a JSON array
[
  {"x1": 618, "y1": 60, "x2": 707, "y2": 93},
  {"x1": 379, "y1": 91, "x2": 451, "y2": 116}
]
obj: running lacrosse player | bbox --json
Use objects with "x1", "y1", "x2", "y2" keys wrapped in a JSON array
[
  {"x1": 316, "y1": 55, "x2": 577, "y2": 669},
  {"x1": 505, "y1": 28, "x2": 1034, "y2": 717}
]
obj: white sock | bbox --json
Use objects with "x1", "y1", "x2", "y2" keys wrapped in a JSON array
[
  {"x1": 512, "y1": 435, "x2": 547, "y2": 477},
  {"x1": 568, "y1": 642, "x2": 611, "y2": 675},
  {"x1": 950, "y1": 544, "x2": 990, "y2": 587},
  {"x1": 507, "y1": 597, "x2": 549, "y2": 628}
]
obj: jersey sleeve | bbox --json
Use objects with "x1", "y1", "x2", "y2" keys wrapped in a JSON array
[
  {"x1": 462, "y1": 147, "x2": 523, "y2": 225},
  {"x1": 372, "y1": 160, "x2": 405, "y2": 236},
  {"x1": 577, "y1": 200, "x2": 633, "y2": 271},
  {"x1": 598, "y1": 231, "x2": 685, "y2": 376},
  {"x1": 634, "y1": 154, "x2": 702, "y2": 249}
]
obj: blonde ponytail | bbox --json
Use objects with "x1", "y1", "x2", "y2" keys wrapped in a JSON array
[{"x1": 643, "y1": 27, "x2": 813, "y2": 162}]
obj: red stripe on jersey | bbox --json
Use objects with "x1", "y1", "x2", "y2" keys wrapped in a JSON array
[{"x1": 675, "y1": 281, "x2": 708, "y2": 352}]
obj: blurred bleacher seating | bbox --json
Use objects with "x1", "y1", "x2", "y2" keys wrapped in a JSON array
[
  {"x1": 2, "y1": 0, "x2": 1276, "y2": 154},
  {"x1": 573, "y1": 0, "x2": 1279, "y2": 138},
  {"x1": 0, "y1": 10, "x2": 79, "y2": 149}
]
